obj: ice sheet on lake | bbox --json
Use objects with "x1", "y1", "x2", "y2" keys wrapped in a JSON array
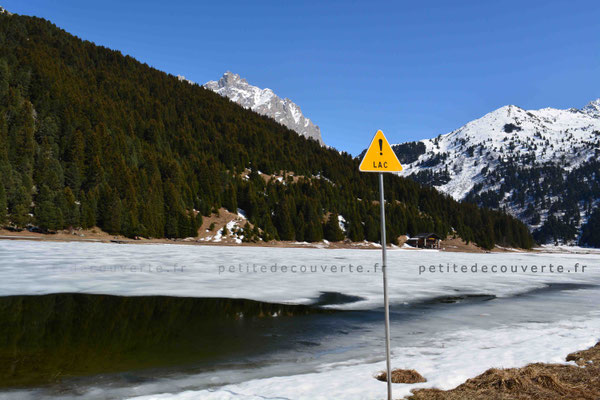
[{"x1": 0, "y1": 240, "x2": 598, "y2": 309}]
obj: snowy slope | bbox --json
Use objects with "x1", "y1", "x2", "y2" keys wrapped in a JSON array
[
  {"x1": 204, "y1": 72, "x2": 324, "y2": 145},
  {"x1": 397, "y1": 100, "x2": 600, "y2": 199},
  {"x1": 391, "y1": 99, "x2": 600, "y2": 244}
]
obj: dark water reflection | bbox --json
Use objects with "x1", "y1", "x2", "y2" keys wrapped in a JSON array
[{"x1": 0, "y1": 293, "x2": 332, "y2": 387}]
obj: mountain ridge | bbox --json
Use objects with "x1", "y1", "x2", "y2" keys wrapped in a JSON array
[
  {"x1": 204, "y1": 72, "x2": 324, "y2": 145},
  {"x1": 389, "y1": 99, "x2": 600, "y2": 246}
]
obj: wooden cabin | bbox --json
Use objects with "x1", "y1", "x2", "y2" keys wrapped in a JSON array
[{"x1": 406, "y1": 233, "x2": 442, "y2": 249}]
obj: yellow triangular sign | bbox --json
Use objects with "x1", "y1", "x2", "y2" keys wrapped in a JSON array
[{"x1": 359, "y1": 130, "x2": 403, "y2": 172}]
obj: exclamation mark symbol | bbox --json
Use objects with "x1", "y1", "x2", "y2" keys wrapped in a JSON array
[{"x1": 379, "y1": 139, "x2": 383, "y2": 155}]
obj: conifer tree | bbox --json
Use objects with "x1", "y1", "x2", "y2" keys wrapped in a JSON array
[
  {"x1": 36, "y1": 200, "x2": 63, "y2": 231},
  {"x1": 304, "y1": 221, "x2": 323, "y2": 242},
  {"x1": 0, "y1": 184, "x2": 7, "y2": 224},
  {"x1": 62, "y1": 187, "x2": 79, "y2": 228},
  {"x1": 164, "y1": 182, "x2": 183, "y2": 238},
  {"x1": 274, "y1": 200, "x2": 295, "y2": 241},
  {"x1": 105, "y1": 192, "x2": 122, "y2": 235},
  {"x1": 324, "y1": 213, "x2": 344, "y2": 242},
  {"x1": 223, "y1": 184, "x2": 238, "y2": 213},
  {"x1": 346, "y1": 218, "x2": 365, "y2": 242},
  {"x1": 98, "y1": 186, "x2": 122, "y2": 234},
  {"x1": 11, "y1": 204, "x2": 30, "y2": 229},
  {"x1": 580, "y1": 208, "x2": 600, "y2": 247},
  {"x1": 365, "y1": 215, "x2": 379, "y2": 243},
  {"x1": 80, "y1": 190, "x2": 97, "y2": 229},
  {"x1": 36, "y1": 186, "x2": 64, "y2": 231},
  {"x1": 294, "y1": 211, "x2": 306, "y2": 242},
  {"x1": 13, "y1": 101, "x2": 35, "y2": 178},
  {"x1": 0, "y1": 59, "x2": 9, "y2": 100}
]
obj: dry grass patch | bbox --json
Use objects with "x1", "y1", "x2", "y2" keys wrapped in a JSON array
[
  {"x1": 375, "y1": 369, "x2": 427, "y2": 384},
  {"x1": 408, "y1": 342, "x2": 600, "y2": 400},
  {"x1": 566, "y1": 341, "x2": 600, "y2": 366}
]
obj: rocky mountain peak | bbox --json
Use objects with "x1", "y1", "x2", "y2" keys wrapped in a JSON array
[
  {"x1": 582, "y1": 98, "x2": 600, "y2": 118},
  {"x1": 204, "y1": 72, "x2": 324, "y2": 145},
  {"x1": 219, "y1": 71, "x2": 246, "y2": 86}
]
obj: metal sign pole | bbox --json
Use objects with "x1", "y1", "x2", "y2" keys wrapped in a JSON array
[
  {"x1": 359, "y1": 130, "x2": 401, "y2": 400},
  {"x1": 379, "y1": 172, "x2": 392, "y2": 400}
]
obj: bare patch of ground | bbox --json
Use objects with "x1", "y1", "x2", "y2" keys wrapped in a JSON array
[
  {"x1": 195, "y1": 207, "x2": 250, "y2": 244},
  {"x1": 375, "y1": 369, "x2": 427, "y2": 384},
  {"x1": 0, "y1": 226, "x2": 129, "y2": 243},
  {"x1": 407, "y1": 342, "x2": 600, "y2": 400},
  {"x1": 439, "y1": 237, "x2": 488, "y2": 253},
  {"x1": 240, "y1": 168, "x2": 305, "y2": 184}
]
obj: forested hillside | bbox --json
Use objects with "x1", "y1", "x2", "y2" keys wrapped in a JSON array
[{"x1": 0, "y1": 12, "x2": 533, "y2": 249}]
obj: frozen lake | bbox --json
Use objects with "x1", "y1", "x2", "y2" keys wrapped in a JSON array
[{"x1": 0, "y1": 240, "x2": 599, "y2": 399}]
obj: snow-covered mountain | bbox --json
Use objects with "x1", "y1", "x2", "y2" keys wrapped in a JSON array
[
  {"x1": 391, "y1": 99, "x2": 600, "y2": 245},
  {"x1": 204, "y1": 72, "x2": 324, "y2": 145}
]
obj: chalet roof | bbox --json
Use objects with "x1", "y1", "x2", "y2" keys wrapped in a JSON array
[{"x1": 410, "y1": 233, "x2": 442, "y2": 239}]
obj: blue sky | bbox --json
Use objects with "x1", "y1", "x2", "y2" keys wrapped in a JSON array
[{"x1": 4, "y1": 0, "x2": 599, "y2": 155}]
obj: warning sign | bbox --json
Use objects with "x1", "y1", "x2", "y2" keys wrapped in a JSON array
[{"x1": 359, "y1": 130, "x2": 403, "y2": 172}]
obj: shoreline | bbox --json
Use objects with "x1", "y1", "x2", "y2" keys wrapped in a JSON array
[
  {"x1": 406, "y1": 341, "x2": 600, "y2": 399},
  {"x1": 0, "y1": 228, "x2": 534, "y2": 253},
  {"x1": 2, "y1": 230, "x2": 599, "y2": 255}
]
